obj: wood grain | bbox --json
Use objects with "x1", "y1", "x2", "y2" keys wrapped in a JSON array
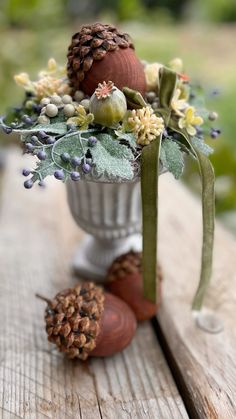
[
  {"x1": 0, "y1": 150, "x2": 187, "y2": 419},
  {"x1": 157, "y1": 173, "x2": 236, "y2": 419}
]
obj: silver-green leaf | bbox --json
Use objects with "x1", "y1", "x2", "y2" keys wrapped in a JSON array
[
  {"x1": 90, "y1": 133, "x2": 134, "y2": 180},
  {"x1": 160, "y1": 138, "x2": 184, "y2": 179},
  {"x1": 192, "y1": 136, "x2": 213, "y2": 156}
]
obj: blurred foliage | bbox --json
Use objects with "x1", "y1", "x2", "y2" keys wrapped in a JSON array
[
  {"x1": 0, "y1": 0, "x2": 236, "y2": 225},
  {"x1": 189, "y1": 0, "x2": 236, "y2": 23}
]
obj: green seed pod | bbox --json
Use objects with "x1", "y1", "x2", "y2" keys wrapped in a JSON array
[{"x1": 89, "y1": 81, "x2": 127, "y2": 127}]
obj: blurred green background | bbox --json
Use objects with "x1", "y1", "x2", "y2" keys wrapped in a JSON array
[{"x1": 0, "y1": 0, "x2": 236, "y2": 231}]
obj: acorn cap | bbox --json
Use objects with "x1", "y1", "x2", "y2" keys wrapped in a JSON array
[
  {"x1": 107, "y1": 251, "x2": 162, "y2": 321},
  {"x1": 67, "y1": 23, "x2": 146, "y2": 96},
  {"x1": 44, "y1": 282, "x2": 104, "y2": 360},
  {"x1": 42, "y1": 281, "x2": 137, "y2": 360},
  {"x1": 107, "y1": 251, "x2": 143, "y2": 280}
]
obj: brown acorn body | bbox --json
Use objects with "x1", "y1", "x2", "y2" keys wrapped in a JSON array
[
  {"x1": 41, "y1": 282, "x2": 137, "y2": 360},
  {"x1": 80, "y1": 48, "x2": 146, "y2": 97},
  {"x1": 107, "y1": 252, "x2": 162, "y2": 321},
  {"x1": 91, "y1": 292, "x2": 137, "y2": 357},
  {"x1": 67, "y1": 23, "x2": 146, "y2": 97}
]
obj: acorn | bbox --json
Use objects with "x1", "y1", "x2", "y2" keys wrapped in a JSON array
[
  {"x1": 106, "y1": 251, "x2": 162, "y2": 322},
  {"x1": 89, "y1": 81, "x2": 127, "y2": 127},
  {"x1": 67, "y1": 23, "x2": 146, "y2": 97},
  {"x1": 37, "y1": 282, "x2": 137, "y2": 360}
]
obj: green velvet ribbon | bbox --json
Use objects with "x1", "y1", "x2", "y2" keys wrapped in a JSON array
[
  {"x1": 168, "y1": 121, "x2": 215, "y2": 310},
  {"x1": 141, "y1": 67, "x2": 177, "y2": 303},
  {"x1": 141, "y1": 66, "x2": 215, "y2": 309},
  {"x1": 191, "y1": 148, "x2": 215, "y2": 310},
  {"x1": 141, "y1": 135, "x2": 162, "y2": 302}
]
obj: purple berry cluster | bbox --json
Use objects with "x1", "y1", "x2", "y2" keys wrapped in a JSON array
[{"x1": 21, "y1": 132, "x2": 97, "y2": 189}]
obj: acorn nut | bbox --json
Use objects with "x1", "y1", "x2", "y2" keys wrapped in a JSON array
[
  {"x1": 37, "y1": 281, "x2": 137, "y2": 360},
  {"x1": 106, "y1": 251, "x2": 162, "y2": 321}
]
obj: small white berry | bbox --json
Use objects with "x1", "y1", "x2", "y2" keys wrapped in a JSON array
[
  {"x1": 45, "y1": 103, "x2": 58, "y2": 118},
  {"x1": 40, "y1": 106, "x2": 46, "y2": 115},
  {"x1": 40, "y1": 97, "x2": 51, "y2": 106},
  {"x1": 208, "y1": 111, "x2": 218, "y2": 121},
  {"x1": 74, "y1": 90, "x2": 85, "y2": 102},
  {"x1": 38, "y1": 115, "x2": 50, "y2": 124},
  {"x1": 63, "y1": 104, "x2": 75, "y2": 117},
  {"x1": 62, "y1": 94, "x2": 72, "y2": 104},
  {"x1": 80, "y1": 99, "x2": 90, "y2": 111},
  {"x1": 50, "y1": 94, "x2": 62, "y2": 106},
  {"x1": 25, "y1": 100, "x2": 34, "y2": 109}
]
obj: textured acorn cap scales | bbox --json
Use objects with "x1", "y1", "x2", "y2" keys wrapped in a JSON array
[
  {"x1": 106, "y1": 251, "x2": 162, "y2": 321},
  {"x1": 38, "y1": 282, "x2": 137, "y2": 360},
  {"x1": 67, "y1": 23, "x2": 146, "y2": 96}
]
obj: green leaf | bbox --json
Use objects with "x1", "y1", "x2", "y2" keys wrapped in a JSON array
[
  {"x1": 31, "y1": 132, "x2": 89, "y2": 183},
  {"x1": 90, "y1": 133, "x2": 134, "y2": 180},
  {"x1": 31, "y1": 149, "x2": 58, "y2": 183},
  {"x1": 191, "y1": 149, "x2": 215, "y2": 311},
  {"x1": 160, "y1": 138, "x2": 184, "y2": 179},
  {"x1": 115, "y1": 132, "x2": 137, "y2": 149},
  {"x1": 141, "y1": 135, "x2": 162, "y2": 303},
  {"x1": 18, "y1": 122, "x2": 68, "y2": 136},
  {"x1": 159, "y1": 67, "x2": 177, "y2": 109},
  {"x1": 192, "y1": 136, "x2": 213, "y2": 156},
  {"x1": 53, "y1": 132, "x2": 88, "y2": 165}
]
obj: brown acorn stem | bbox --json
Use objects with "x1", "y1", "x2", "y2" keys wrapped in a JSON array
[{"x1": 35, "y1": 293, "x2": 51, "y2": 305}]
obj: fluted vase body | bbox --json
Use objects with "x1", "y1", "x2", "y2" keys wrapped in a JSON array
[{"x1": 66, "y1": 177, "x2": 142, "y2": 281}]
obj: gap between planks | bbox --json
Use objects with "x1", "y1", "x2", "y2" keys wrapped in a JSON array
[{"x1": 155, "y1": 173, "x2": 236, "y2": 419}]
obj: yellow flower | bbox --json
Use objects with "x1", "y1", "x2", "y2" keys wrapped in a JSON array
[
  {"x1": 14, "y1": 58, "x2": 70, "y2": 99},
  {"x1": 178, "y1": 106, "x2": 203, "y2": 136},
  {"x1": 67, "y1": 105, "x2": 94, "y2": 130},
  {"x1": 38, "y1": 58, "x2": 66, "y2": 78},
  {"x1": 128, "y1": 106, "x2": 165, "y2": 145},
  {"x1": 171, "y1": 88, "x2": 187, "y2": 116},
  {"x1": 144, "y1": 62, "x2": 163, "y2": 92},
  {"x1": 14, "y1": 72, "x2": 31, "y2": 88},
  {"x1": 168, "y1": 58, "x2": 183, "y2": 73},
  {"x1": 33, "y1": 76, "x2": 70, "y2": 99}
]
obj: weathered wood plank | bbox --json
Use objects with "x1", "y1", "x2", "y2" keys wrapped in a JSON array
[
  {"x1": 0, "y1": 150, "x2": 188, "y2": 419},
  {"x1": 157, "y1": 173, "x2": 236, "y2": 419}
]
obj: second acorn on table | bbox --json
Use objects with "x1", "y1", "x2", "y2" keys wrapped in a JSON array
[{"x1": 106, "y1": 251, "x2": 162, "y2": 322}]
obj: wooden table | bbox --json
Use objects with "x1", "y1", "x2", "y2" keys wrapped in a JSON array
[{"x1": 0, "y1": 149, "x2": 236, "y2": 418}]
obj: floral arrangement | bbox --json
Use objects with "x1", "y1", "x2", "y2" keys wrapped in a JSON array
[{"x1": 0, "y1": 23, "x2": 220, "y2": 311}]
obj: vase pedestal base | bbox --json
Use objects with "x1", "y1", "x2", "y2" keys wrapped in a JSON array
[{"x1": 72, "y1": 233, "x2": 142, "y2": 282}]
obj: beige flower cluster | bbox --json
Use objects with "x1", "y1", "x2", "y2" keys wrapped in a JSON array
[
  {"x1": 14, "y1": 58, "x2": 70, "y2": 99},
  {"x1": 128, "y1": 106, "x2": 165, "y2": 145}
]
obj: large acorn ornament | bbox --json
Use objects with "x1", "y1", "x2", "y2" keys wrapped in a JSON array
[
  {"x1": 67, "y1": 23, "x2": 146, "y2": 97},
  {"x1": 37, "y1": 282, "x2": 137, "y2": 360},
  {"x1": 106, "y1": 251, "x2": 162, "y2": 321}
]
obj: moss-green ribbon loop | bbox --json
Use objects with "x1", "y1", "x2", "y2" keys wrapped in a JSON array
[
  {"x1": 191, "y1": 149, "x2": 215, "y2": 310},
  {"x1": 141, "y1": 135, "x2": 162, "y2": 303},
  {"x1": 141, "y1": 68, "x2": 177, "y2": 304},
  {"x1": 159, "y1": 67, "x2": 177, "y2": 109},
  {"x1": 122, "y1": 87, "x2": 147, "y2": 109},
  {"x1": 169, "y1": 121, "x2": 215, "y2": 310}
]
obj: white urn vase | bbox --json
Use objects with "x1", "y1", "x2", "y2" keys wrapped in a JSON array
[{"x1": 66, "y1": 177, "x2": 142, "y2": 282}]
